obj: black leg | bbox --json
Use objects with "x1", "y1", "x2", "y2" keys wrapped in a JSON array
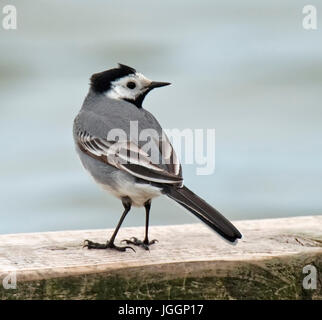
[
  {"x1": 84, "y1": 197, "x2": 135, "y2": 252},
  {"x1": 122, "y1": 199, "x2": 158, "y2": 250},
  {"x1": 143, "y1": 199, "x2": 152, "y2": 244}
]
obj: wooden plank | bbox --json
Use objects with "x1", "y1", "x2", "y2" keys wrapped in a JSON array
[{"x1": 0, "y1": 216, "x2": 321, "y2": 299}]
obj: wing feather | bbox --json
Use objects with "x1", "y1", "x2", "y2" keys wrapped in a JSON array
[{"x1": 77, "y1": 130, "x2": 183, "y2": 185}]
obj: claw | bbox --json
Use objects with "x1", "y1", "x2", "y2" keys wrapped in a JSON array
[
  {"x1": 121, "y1": 237, "x2": 158, "y2": 250},
  {"x1": 123, "y1": 246, "x2": 136, "y2": 253},
  {"x1": 82, "y1": 239, "x2": 135, "y2": 252},
  {"x1": 83, "y1": 239, "x2": 90, "y2": 248}
]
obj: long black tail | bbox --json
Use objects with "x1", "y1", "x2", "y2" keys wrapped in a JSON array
[{"x1": 166, "y1": 185, "x2": 242, "y2": 242}]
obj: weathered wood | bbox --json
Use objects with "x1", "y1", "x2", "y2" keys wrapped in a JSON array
[{"x1": 0, "y1": 216, "x2": 321, "y2": 299}]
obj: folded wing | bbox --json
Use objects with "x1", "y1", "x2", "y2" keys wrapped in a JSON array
[{"x1": 76, "y1": 129, "x2": 183, "y2": 185}]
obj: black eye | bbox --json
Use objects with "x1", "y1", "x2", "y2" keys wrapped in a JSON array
[{"x1": 127, "y1": 81, "x2": 136, "y2": 89}]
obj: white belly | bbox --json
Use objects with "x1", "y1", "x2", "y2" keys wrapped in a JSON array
[{"x1": 97, "y1": 172, "x2": 162, "y2": 207}]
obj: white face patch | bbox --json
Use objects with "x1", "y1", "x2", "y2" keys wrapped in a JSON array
[{"x1": 106, "y1": 72, "x2": 152, "y2": 101}]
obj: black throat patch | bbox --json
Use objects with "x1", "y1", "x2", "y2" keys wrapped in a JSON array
[{"x1": 124, "y1": 88, "x2": 151, "y2": 109}]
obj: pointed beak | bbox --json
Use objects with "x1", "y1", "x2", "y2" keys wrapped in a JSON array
[{"x1": 148, "y1": 81, "x2": 171, "y2": 89}]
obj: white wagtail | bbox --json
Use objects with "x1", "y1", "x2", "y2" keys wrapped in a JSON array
[{"x1": 73, "y1": 64, "x2": 242, "y2": 251}]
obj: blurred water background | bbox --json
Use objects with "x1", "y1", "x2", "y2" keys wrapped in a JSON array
[{"x1": 1, "y1": 0, "x2": 322, "y2": 234}]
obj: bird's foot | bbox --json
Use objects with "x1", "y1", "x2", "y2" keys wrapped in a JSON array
[
  {"x1": 121, "y1": 237, "x2": 158, "y2": 250},
  {"x1": 83, "y1": 239, "x2": 135, "y2": 252}
]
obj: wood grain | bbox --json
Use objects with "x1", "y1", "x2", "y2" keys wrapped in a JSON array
[{"x1": 0, "y1": 216, "x2": 321, "y2": 299}]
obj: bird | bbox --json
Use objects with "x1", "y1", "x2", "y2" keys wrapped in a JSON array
[{"x1": 73, "y1": 63, "x2": 242, "y2": 251}]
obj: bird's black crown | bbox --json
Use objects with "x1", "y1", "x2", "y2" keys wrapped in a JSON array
[{"x1": 90, "y1": 64, "x2": 136, "y2": 93}]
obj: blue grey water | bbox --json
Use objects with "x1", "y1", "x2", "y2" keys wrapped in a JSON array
[{"x1": 1, "y1": 0, "x2": 322, "y2": 234}]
